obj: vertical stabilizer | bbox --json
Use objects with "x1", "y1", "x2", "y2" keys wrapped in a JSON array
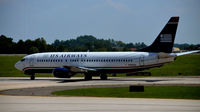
[{"x1": 139, "y1": 17, "x2": 179, "y2": 53}]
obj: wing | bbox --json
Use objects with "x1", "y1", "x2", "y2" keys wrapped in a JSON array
[
  {"x1": 78, "y1": 67, "x2": 97, "y2": 71},
  {"x1": 63, "y1": 66, "x2": 96, "y2": 72}
]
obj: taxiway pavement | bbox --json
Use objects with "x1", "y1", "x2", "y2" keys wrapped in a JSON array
[
  {"x1": 0, "y1": 77, "x2": 200, "y2": 112},
  {"x1": 1, "y1": 76, "x2": 200, "y2": 91},
  {"x1": 0, "y1": 95, "x2": 200, "y2": 112}
]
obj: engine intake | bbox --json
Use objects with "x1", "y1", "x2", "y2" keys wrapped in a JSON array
[{"x1": 52, "y1": 68, "x2": 71, "y2": 78}]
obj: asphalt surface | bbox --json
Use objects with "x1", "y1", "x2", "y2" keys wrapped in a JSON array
[
  {"x1": 1, "y1": 76, "x2": 200, "y2": 91},
  {"x1": 1, "y1": 76, "x2": 200, "y2": 96},
  {"x1": 0, "y1": 77, "x2": 200, "y2": 112},
  {"x1": 1, "y1": 95, "x2": 200, "y2": 112}
]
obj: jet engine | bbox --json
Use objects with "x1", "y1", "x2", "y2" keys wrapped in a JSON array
[{"x1": 52, "y1": 68, "x2": 72, "y2": 78}]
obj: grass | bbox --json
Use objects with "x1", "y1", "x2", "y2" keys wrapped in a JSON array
[
  {"x1": 0, "y1": 56, "x2": 25, "y2": 77},
  {"x1": 0, "y1": 54, "x2": 200, "y2": 77},
  {"x1": 0, "y1": 56, "x2": 52, "y2": 77},
  {"x1": 52, "y1": 86, "x2": 200, "y2": 99},
  {"x1": 144, "y1": 54, "x2": 200, "y2": 76}
]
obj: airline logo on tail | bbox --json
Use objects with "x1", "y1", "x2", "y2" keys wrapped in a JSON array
[{"x1": 160, "y1": 34, "x2": 172, "y2": 43}]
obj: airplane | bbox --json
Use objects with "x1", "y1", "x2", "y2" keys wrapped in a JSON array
[{"x1": 15, "y1": 16, "x2": 199, "y2": 80}]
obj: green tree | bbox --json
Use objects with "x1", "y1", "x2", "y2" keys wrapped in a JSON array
[
  {"x1": 29, "y1": 46, "x2": 39, "y2": 54},
  {"x1": 15, "y1": 40, "x2": 25, "y2": 53},
  {"x1": 34, "y1": 38, "x2": 47, "y2": 52},
  {"x1": 0, "y1": 35, "x2": 15, "y2": 53}
]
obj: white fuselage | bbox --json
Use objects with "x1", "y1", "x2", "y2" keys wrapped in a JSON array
[{"x1": 15, "y1": 52, "x2": 175, "y2": 74}]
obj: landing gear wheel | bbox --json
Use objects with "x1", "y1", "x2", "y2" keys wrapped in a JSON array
[
  {"x1": 30, "y1": 74, "x2": 35, "y2": 80},
  {"x1": 100, "y1": 74, "x2": 107, "y2": 80},
  {"x1": 84, "y1": 74, "x2": 92, "y2": 80}
]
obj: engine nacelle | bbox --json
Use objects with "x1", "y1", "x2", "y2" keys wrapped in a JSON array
[{"x1": 52, "y1": 68, "x2": 71, "y2": 78}]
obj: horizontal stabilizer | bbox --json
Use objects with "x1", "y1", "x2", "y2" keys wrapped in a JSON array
[{"x1": 170, "y1": 50, "x2": 200, "y2": 56}]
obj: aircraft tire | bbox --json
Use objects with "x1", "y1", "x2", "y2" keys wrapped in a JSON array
[
  {"x1": 100, "y1": 74, "x2": 107, "y2": 80},
  {"x1": 30, "y1": 74, "x2": 35, "y2": 80},
  {"x1": 84, "y1": 74, "x2": 92, "y2": 80}
]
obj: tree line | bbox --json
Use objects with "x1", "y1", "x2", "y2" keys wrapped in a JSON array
[{"x1": 0, "y1": 35, "x2": 199, "y2": 54}]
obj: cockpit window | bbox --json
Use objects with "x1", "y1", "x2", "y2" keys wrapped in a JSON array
[{"x1": 21, "y1": 58, "x2": 25, "y2": 62}]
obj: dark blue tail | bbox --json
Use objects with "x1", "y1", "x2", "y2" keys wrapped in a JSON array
[{"x1": 139, "y1": 17, "x2": 179, "y2": 53}]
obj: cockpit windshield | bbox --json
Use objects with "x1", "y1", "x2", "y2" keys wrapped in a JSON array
[{"x1": 21, "y1": 58, "x2": 25, "y2": 62}]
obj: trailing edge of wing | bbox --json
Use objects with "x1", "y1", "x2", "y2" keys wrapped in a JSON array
[
  {"x1": 171, "y1": 50, "x2": 200, "y2": 56},
  {"x1": 78, "y1": 67, "x2": 97, "y2": 71},
  {"x1": 64, "y1": 66, "x2": 96, "y2": 72}
]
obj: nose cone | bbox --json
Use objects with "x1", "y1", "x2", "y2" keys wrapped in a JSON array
[{"x1": 15, "y1": 61, "x2": 23, "y2": 71}]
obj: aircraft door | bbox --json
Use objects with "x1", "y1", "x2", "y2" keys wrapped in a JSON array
[
  {"x1": 29, "y1": 58, "x2": 34, "y2": 67},
  {"x1": 139, "y1": 56, "x2": 144, "y2": 66}
]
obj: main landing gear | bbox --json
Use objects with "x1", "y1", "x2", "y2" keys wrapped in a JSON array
[
  {"x1": 100, "y1": 74, "x2": 107, "y2": 80},
  {"x1": 84, "y1": 73, "x2": 92, "y2": 80},
  {"x1": 84, "y1": 73, "x2": 108, "y2": 80},
  {"x1": 30, "y1": 74, "x2": 35, "y2": 80}
]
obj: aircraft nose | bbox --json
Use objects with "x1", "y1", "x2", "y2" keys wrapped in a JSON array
[{"x1": 15, "y1": 61, "x2": 23, "y2": 71}]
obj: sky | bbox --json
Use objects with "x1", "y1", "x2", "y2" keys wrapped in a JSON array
[{"x1": 0, "y1": 0, "x2": 200, "y2": 45}]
